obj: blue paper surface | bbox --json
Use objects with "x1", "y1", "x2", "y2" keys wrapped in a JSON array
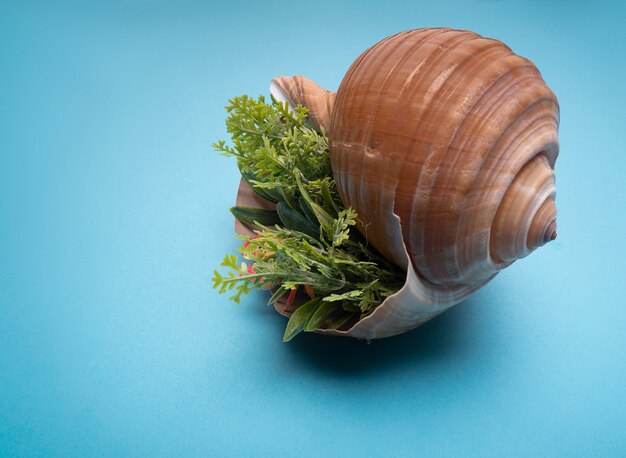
[{"x1": 1, "y1": 1, "x2": 625, "y2": 456}]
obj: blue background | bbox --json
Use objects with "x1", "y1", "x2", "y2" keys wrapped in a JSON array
[{"x1": 1, "y1": 1, "x2": 625, "y2": 456}]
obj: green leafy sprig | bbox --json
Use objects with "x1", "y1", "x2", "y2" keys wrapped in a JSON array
[{"x1": 212, "y1": 95, "x2": 404, "y2": 341}]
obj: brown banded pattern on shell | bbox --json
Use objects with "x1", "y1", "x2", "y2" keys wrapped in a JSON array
[
  {"x1": 264, "y1": 27, "x2": 560, "y2": 338},
  {"x1": 329, "y1": 28, "x2": 559, "y2": 295}
]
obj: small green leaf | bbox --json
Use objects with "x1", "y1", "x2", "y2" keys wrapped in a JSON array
[
  {"x1": 320, "y1": 180, "x2": 339, "y2": 215},
  {"x1": 239, "y1": 168, "x2": 277, "y2": 202},
  {"x1": 267, "y1": 286, "x2": 288, "y2": 305},
  {"x1": 304, "y1": 301, "x2": 339, "y2": 332},
  {"x1": 220, "y1": 254, "x2": 239, "y2": 269},
  {"x1": 283, "y1": 297, "x2": 322, "y2": 342},
  {"x1": 276, "y1": 202, "x2": 319, "y2": 238},
  {"x1": 322, "y1": 290, "x2": 363, "y2": 302},
  {"x1": 299, "y1": 197, "x2": 318, "y2": 226},
  {"x1": 327, "y1": 312, "x2": 356, "y2": 330},
  {"x1": 294, "y1": 172, "x2": 335, "y2": 236},
  {"x1": 260, "y1": 186, "x2": 283, "y2": 203},
  {"x1": 230, "y1": 206, "x2": 281, "y2": 227},
  {"x1": 278, "y1": 187, "x2": 299, "y2": 210}
]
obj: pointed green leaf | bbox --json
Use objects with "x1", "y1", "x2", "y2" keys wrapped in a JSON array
[
  {"x1": 294, "y1": 172, "x2": 334, "y2": 235},
  {"x1": 299, "y1": 197, "x2": 319, "y2": 226},
  {"x1": 304, "y1": 301, "x2": 339, "y2": 332},
  {"x1": 261, "y1": 186, "x2": 284, "y2": 203},
  {"x1": 283, "y1": 297, "x2": 322, "y2": 342},
  {"x1": 230, "y1": 206, "x2": 281, "y2": 227},
  {"x1": 239, "y1": 168, "x2": 277, "y2": 202},
  {"x1": 268, "y1": 286, "x2": 288, "y2": 305},
  {"x1": 279, "y1": 187, "x2": 299, "y2": 210},
  {"x1": 276, "y1": 202, "x2": 319, "y2": 238},
  {"x1": 327, "y1": 312, "x2": 356, "y2": 330},
  {"x1": 320, "y1": 181, "x2": 339, "y2": 215}
]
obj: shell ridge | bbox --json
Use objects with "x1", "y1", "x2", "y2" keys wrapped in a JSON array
[
  {"x1": 332, "y1": 29, "x2": 452, "y2": 265},
  {"x1": 401, "y1": 42, "x2": 516, "y2": 282},
  {"x1": 486, "y1": 126, "x2": 558, "y2": 266},
  {"x1": 381, "y1": 32, "x2": 483, "y2": 266},
  {"x1": 355, "y1": 30, "x2": 456, "y2": 262},
  {"x1": 355, "y1": 31, "x2": 442, "y2": 208},
  {"x1": 473, "y1": 108, "x2": 558, "y2": 270},
  {"x1": 418, "y1": 68, "x2": 544, "y2": 282},
  {"x1": 392, "y1": 36, "x2": 509, "y2": 281}
]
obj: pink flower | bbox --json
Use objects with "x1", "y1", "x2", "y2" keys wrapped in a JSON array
[{"x1": 243, "y1": 235, "x2": 265, "y2": 259}]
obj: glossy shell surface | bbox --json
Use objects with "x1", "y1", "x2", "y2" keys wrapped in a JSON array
[{"x1": 266, "y1": 28, "x2": 560, "y2": 338}]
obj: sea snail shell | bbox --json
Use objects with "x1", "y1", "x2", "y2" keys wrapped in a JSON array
[{"x1": 265, "y1": 28, "x2": 559, "y2": 339}]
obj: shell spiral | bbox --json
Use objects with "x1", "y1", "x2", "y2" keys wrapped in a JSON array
[{"x1": 329, "y1": 28, "x2": 559, "y2": 299}]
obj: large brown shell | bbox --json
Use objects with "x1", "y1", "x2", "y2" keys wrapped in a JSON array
[{"x1": 266, "y1": 28, "x2": 559, "y2": 338}]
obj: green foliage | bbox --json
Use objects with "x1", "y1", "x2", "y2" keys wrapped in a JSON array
[
  {"x1": 211, "y1": 94, "x2": 337, "y2": 212},
  {"x1": 212, "y1": 95, "x2": 404, "y2": 340}
]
